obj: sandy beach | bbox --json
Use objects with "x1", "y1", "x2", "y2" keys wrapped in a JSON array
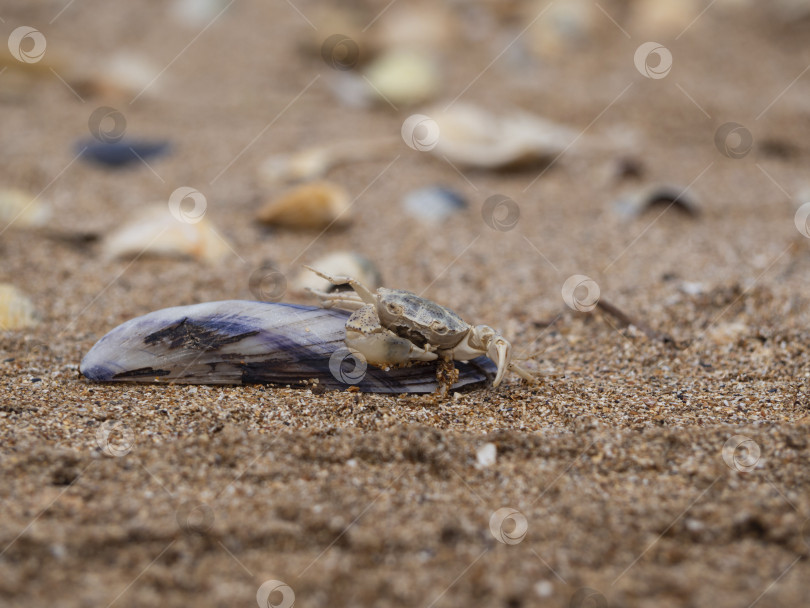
[{"x1": 2, "y1": 1, "x2": 810, "y2": 606}]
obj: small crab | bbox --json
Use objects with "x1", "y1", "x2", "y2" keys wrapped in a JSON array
[{"x1": 304, "y1": 266, "x2": 536, "y2": 388}]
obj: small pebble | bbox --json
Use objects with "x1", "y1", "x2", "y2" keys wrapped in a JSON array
[
  {"x1": 534, "y1": 581, "x2": 554, "y2": 598},
  {"x1": 256, "y1": 181, "x2": 351, "y2": 230},
  {"x1": 476, "y1": 442, "x2": 497, "y2": 468},
  {"x1": 401, "y1": 186, "x2": 466, "y2": 224}
]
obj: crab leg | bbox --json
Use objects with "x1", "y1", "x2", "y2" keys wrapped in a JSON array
[
  {"x1": 304, "y1": 266, "x2": 378, "y2": 305},
  {"x1": 305, "y1": 288, "x2": 366, "y2": 311}
]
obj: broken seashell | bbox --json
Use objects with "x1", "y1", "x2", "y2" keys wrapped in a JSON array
[
  {"x1": 363, "y1": 49, "x2": 440, "y2": 106},
  {"x1": 0, "y1": 284, "x2": 39, "y2": 330},
  {"x1": 0, "y1": 189, "x2": 49, "y2": 229},
  {"x1": 256, "y1": 181, "x2": 351, "y2": 230},
  {"x1": 425, "y1": 103, "x2": 576, "y2": 170},
  {"x1": 72, "y1": 52, "x2": 162, "y2": 99},
  {"x1": 291, "y1": 252, "x2": 382, "y2": 294},
  {"x1": 258, "y1": 139, "x2": 397, "y2": 185},
  {"x1": 102, "y1": 204, "x2": 231, "y2": 263},
  {"x1": 524, "y1": 0, "x2": 597, "y2": 58},
  {"x1": 401, "y1": 186, "x2": 466, "y2": 224},
  {"x1": 79, "y1": 301, "x2": 495, "y2": 393},
  {"x1": 613, "y1": 184, "x2": 700, "y2": 219},
  {"x1": 368, "y1": 3, "x2": 457, "y2": 53},
  {"x1": 170, "y1": 0, "x2": 229, "y2": 27},
  {"x1": 629, "y1": 0, "x2": 701, "y2": 37}
]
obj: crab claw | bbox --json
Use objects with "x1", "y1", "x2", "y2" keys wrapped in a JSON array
[{"x1": 488, "y1": 337, "x2": 511, "y2": 388}]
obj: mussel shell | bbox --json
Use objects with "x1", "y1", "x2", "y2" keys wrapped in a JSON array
[
  {"x1": 77, "y1": 139, "x2": 171, "y2": 168},
  {"x1": 80, "y1": 301, "x2": 495, "y2": 393}
]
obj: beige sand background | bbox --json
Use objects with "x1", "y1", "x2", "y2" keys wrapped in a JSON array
[{"x1": 2, "y1": 1, "x2": 810, "y2": 606}]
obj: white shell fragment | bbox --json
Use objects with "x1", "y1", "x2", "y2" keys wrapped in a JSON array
[
  {"x1": 0, "y1": 189, "x2": 49, "y2": 229},
  {"x1": 401, "y1": 186, "x2": 466, "y2": 224},
  {"x1": 74, "y1": 52, "x2": 162, "y2": 99},
  {"x1": 613, "y1": 184, "x2": 700, "y2": 219},
  {"x1": 291, "y1": 252, "x2": 382, "y2": 295},
  {"x1": 102, "y1": 204, "x2": 231, "y2": 263},
  {"x1": 80, "y1": 301, "x2": 496, "y2": 393},
  {"x1": 368, "y1": 3, "x2": 456, "y2": 53},
  {"x1": 0, "y1": 284, "x2": 39, "y2": 330},
  {"x1": 426, "y1": 103, "x2": 577, "y2": 170},
  {"x1": 256, "y1": 181, "x2": 351, "y2": 230}
]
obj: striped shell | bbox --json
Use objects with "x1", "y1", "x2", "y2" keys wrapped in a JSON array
[{"x1": 80, "y1": 301, "x2": 495, "y2": 393}]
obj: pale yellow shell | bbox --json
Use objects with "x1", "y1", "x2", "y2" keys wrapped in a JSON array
[
  {"x1": 363, "y1": 49, "x2": 440, "y2": 106},
  {"x1": 0, "y1": 284, "x2": 39, "y2": 330},
  {"x1": 0, "y1": 189, "x2": 49, "y2": 229}
]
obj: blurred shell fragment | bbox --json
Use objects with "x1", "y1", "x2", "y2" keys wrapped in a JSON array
[
  {"x1": 291, "y1": 252, "x2": 382, "y2": 294},
  {"x1": 401, "y1": 186, "x2": 467, "y2": 224},
  {"x1": 613, "y1": 184, "x2": 700, "y2": 219},
  {"x1": 368, "y1": 2, "x2": 456, "y2": 52},
  {"x1": 523, "y1": 0, "x2": 597, "y2": 57},
  {"x1": 73, "y1": 52, "x2": 163, "y2": 99},
  {"x1": 363, "y1": 49, "x2": 440, "y2": 106},
  {"x1": 629, "y1": 0, "x2": 701, "y2": 37},
  {"x1": 426, "y1": 103, "x2": 576, "y2": 169},
  {"x1": 258, "y1": 139, "x2": 396, "y2": 185},
  {"x1": 0, "y1": 284, "x2": 39, "y2": 330},
  {"x1": 0, "y1": 189, "x2": 49, "y2": 229},
  {"x1": 256, "y1": 181, "x2": 351, "y2": 230},
  {"x1": 103, "y1": 204, "x2": 231, "y2": 263}
]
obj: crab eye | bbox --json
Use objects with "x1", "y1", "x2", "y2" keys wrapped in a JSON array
[{"x1": 386, "y1": 303, "x2": 400, "y2": 314}]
